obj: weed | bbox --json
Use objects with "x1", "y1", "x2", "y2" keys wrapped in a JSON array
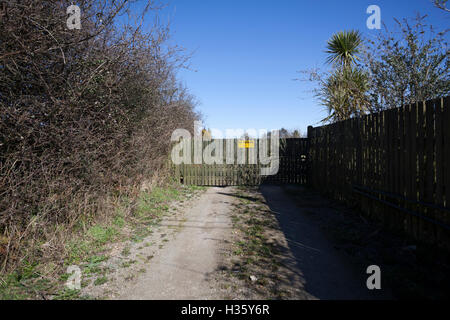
[
  {"x1": 113, "y1": 215, "x2": 125, "y2": 228},
  {"x1": 66, "y1": 240, "x2": 91, "y2": 265},
  {"x1": 121, "y1": 246, "x2": 131, "y2": 257},
  {"x1": 54, "y1": 288, "x2": 81, "y2": 300},
  {"x1": 81, "y1": 279, "x2": 91, "y2": 288},
  {"x1": 88, "y1": 225, "x2": 118, "y2": 245},
  {"x1": 124, "y1": 275, "x2": 134, "y2": 281},
  {"x1": 121, "y1": 260, "x2": 137, "y2": 268},
  {"x1": 94, "y1": 276, "x2": 108, "y2": 286},
  {"x1": 19, "y1": 260, "x2": 39, "y2": 280},
  {"x1": 0, "y1": 273, "x2": 29, "y2": 299}
]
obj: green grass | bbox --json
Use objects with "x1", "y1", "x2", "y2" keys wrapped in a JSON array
[
  {"x1": 94, "y1": 276, "x2": 108, "y2": 286},
  {"x1": 0, "y1": 183, "x2": 207, "y2": 300},
  {"x1": 19, "y1": 260, "x2": 40, "y2": 280},
  {"x1": 53, "y1": 288, "x2": 81, "y2": 300},
  {"x1": 121, "y1": 246, "x2": 131, "y2": 257},
  {"x1": 121, "y1": 260, "x2": 137, "y2": 268},
  {"x1": 0, "y1": 273, "x2": 31, "y2": 300},
  {"x1": 82, "y1": 255, "x2": 109, "y2": 275},
  {"x1": 88, "y1": 225, "x2": 118, "y2": 245},
  {"x1": 66, "y1": 240, "x2": 91, "y2": 265},
  {"x1": 65, "y1": 225, "x2": 117, "y2": 266},
  {"x1": 0, "y1": 271, "x2": 57, "y2": 300},
  {"x1": 113, "y1": 215, "x2": 125, "y2": 228},
  {"x1": 89, "y1": 255, "x2": 108, "y2": 264}
]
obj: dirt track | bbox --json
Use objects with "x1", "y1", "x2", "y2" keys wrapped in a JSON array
[
  {"x1": 114, "y1": 185, "x2": 389, "y2": 300},
  {"x1": 259, "y1": 185, "x2": 384, "y2": 299},
  {"x1": 117, "y1": 187, "x2": 235, "y2": 299}
]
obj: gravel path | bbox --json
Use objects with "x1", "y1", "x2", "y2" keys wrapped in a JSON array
[
  {"x1": 118, "y1": 187, "x2": 235, "y2": 299},
  {"x1": 116, "y1": 185, "x2": 389, "y2": 300}
]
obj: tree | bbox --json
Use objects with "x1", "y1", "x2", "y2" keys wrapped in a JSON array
[
  {"x1": 316, "y1": 30, "x2": 370, "y2": 122},
  {"x1": 279, "y1": 128, "x2": 289, "y2": 138},
  {"x1": 433, "y1": 0, "x2": 450, "y2": 12},
  {"x1": 325, "y1": 30, "x2": 363, "y2": 68},
  {"x1": 319, "y1": 67, "x2": 370, "y2": 121},
  {"x1": 363, "y1": 15, "x2": 449, "y2": 110},
  {"x1": 275, "y1": 128, "x2": 303, "y2": 138}
]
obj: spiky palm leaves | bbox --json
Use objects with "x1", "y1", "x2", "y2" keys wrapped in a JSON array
[
  {"x1": 320, "y1": 67, "x2": 370, "y2": 122},
  {"x1": 320, "y1": 30, "x2": 369, "y2": 122},
  {"x1": 325, "y1": 30, "x2": 363, "y2": 67}
]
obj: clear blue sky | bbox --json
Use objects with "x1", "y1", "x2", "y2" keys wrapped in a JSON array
[{"x1": 144, "y1": 0, "x2": 448, "y2": 136}]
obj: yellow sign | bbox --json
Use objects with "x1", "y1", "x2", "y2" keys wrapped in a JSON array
[{"x1": 238, "y1": 140, "x2": 255, "y2": 149}]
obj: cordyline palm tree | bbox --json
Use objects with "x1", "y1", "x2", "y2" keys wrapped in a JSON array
[
  {"x1": 325, "y1": 30, "x2": 363, "y2": 68},
  {"x1": 319, "y1": 30, "x2": 370, "y2": 122},
  {"x1": 320, "y1": 67, "x2": 370, "y2": 122}
]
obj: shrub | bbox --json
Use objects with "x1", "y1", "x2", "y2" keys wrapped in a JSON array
[{"x1": 0, "y1": 0, "x2": 199, "y2": 272}]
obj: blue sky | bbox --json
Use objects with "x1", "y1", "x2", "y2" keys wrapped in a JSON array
[{"x1": 143, "y1": 0, "x2": 448, "y2": 136}]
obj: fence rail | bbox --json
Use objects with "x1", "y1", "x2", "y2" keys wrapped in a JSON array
[{"x1": 307, "y1": 96, "x2": 450, "y2": 248}]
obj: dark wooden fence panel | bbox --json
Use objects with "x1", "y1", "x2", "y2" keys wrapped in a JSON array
[
  {"x1": 174, "y1": 138, "x2": 309, "y2": 186},
  {"x1": 308, "y1": 96, "x2": 450, "y2": 248}
]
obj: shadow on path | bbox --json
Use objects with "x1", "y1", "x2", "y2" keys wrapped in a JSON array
[{"x1": 258, "y1": 185, "x2": 390, "y2": 300}]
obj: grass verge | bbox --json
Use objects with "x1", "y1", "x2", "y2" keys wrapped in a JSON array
[{"x1": 0, "y1": 183, "x2": 205, "y2": 300}]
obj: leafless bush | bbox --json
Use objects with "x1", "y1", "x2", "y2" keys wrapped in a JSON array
[{"x1": 0, "y1": 0, "x2": 199, "y2": 272}]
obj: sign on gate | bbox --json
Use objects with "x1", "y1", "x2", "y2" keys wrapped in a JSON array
[{"x1": 238, "y1": 140, "x2": 255, "y2": 149}]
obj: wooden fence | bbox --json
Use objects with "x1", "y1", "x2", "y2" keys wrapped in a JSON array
[
  {"x1": 266, "y1": 138, "x2": 309, "y2": 184},
  {"x1": 307, "y1": 97, "x2": 450, "y2": 248},
  {"x1": 174, "y1": 138, "x2": 309, "y2": 186}
]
